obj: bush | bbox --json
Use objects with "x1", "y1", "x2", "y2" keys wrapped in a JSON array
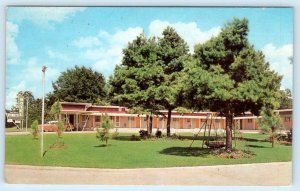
[
  {"x1": 31, "y1": 120, "x2": 39, "y2": 139},
  {"x1": 155, "y1": 129, "x2": 162, "y2": 138},
  {"x1": 112, "y1": 128, "x2": 119, "y2": 138},
  {"x1": 287, "y1": 129, "x2": 292, "y2": 142},
  {"x1": 96, "y1": 113, "x2": 114, "y2": 146},
  {"x1": 139, "y1": 130, "x2": 148, "y2": 139},
  {"x1": 57, "y1": 120, "x2": 65, "y2": 138},
  {"x1": 275, "y1": 133, "x2": 287, "y2": 141}
]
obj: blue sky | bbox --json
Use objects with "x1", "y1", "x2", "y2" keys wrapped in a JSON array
[{"x1": 6, "y1": 7, "x2": 293, "y2": 108}]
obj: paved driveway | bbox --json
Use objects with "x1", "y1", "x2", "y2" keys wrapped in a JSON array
[{"x1": 5, "y1": 162, "x2": 291, "y2": 186}]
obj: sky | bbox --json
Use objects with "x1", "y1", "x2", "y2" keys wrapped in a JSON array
[{"x1": 5, "y1": 7, "x2": 293, "y2": 109}]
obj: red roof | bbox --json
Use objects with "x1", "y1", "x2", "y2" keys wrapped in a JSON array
[{"x1": 61, "y1": 104, "x2": 86, "y2": 111}]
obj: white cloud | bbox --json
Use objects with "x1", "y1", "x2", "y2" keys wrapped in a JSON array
[
  {"x1": 77, "y1": 21, "x2": 221, "y2": 78},
  {"x1": 6, "y1": 21, "x2": 21, "y2": 64},
  {"x1": 71, "y1": 36, "x2": 101, "y2": 48},
  {"x1": 6, "y1": 81, "x2": 26, "y2": 109},
  {"x1": 149, "y1": 20, "x2": 221, "y2": 52},
  {"x1": 262, "y1": 43, "x2": 293, "y2": 90},
  {"x1": 10, "y1": 7, "x2": 85, "y2": 28},
  {"x1": 99, "y1": 27, "x2": 144, "y2": 46},
  {"x1": 48, "y1": 50, "x2": 69, "y2": 61},
  {"x1": 85, "y1": 27, "x2": 143, "y2": 78},
  {"x1": 23, "y1": 57, "x2": 60, "y2": 82},
  {"x1": 80, "y1": 22, "x2": 221, "y2": 77},
  {"x1": 6, "y1": 57, "x2": 62, "y2": 108}
]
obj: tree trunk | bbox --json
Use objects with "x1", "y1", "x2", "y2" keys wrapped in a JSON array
[
  {"x1": 149, "y1": 115, "x2": 153, "y2": 135},
  {"x1": 146, "y1": 115, "x2": 149, "y2": 132},
  {"x1": 225, "y1": 114, "x2": 233, "y2": 151},
  {"x1": 271, "y1": 129, "x2": 275, "y2": 148},
  {"x1": 167, "y1": 109, "x2": 172, "y2": 137}
]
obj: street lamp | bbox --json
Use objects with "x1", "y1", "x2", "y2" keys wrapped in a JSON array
[{"x1": 41, "y1": 66, "x2": 47, "y2": 157}]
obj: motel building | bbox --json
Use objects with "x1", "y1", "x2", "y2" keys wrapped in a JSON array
[{"x1": 59, "y1": 102, "x2": 292, "y2": 132}]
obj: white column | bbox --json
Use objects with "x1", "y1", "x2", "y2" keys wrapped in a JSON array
[
  {"x1": 114, "y1": 116, "x2": 116, "y2": 128},
  {"x1": 140, "y1": 117, "x2": 142, "y2": 129}
]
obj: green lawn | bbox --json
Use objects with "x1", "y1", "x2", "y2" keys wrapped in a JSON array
[{"x1": 5, "y1": 132, "x2": 292, "y2": 168}]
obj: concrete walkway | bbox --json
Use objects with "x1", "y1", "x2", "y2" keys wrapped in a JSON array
[{"x1": 5, "y1": 162, "x2": 291, "y2": 186}]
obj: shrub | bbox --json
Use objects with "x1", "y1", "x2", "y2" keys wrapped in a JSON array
[
  {"x1": 275, "y1": 133, "x2": 287, "y2": 141},
  {"x1": 57, "y1": 120, "x2": 65, "y2": 138},
  {"x1": 96, "y1": 113, "x2": 114, "y2": 146},
  {"x1": 31, "y1": 120, "x2": 39, "y2": 139},
  {"x1": 112, "y1": 128, "x2": 119, "y2": 138},
  {"x1": 139, "y1": 130, "x2": 148, "y2": 139},
  {"x1": 287, "y1": 129, "x2": 292, "y2": 142},
  {"x1": 155, "y1": 129, "x2": 162, "y2": 138}
]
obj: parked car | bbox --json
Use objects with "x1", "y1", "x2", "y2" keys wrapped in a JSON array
[
  {"x1": 38, "y1": 121, "x2": 74, "y2": 132},
  {"x1": 38, "y1": 122, "x2": 58, "y2": 132}
]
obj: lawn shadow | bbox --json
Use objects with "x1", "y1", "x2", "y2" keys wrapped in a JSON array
[
  {"x1": 246, "y1": 144, "x2": 269, "y2": 148},
  {"x1": 172, "y1": 136, "x2": 218, "y2": 141},
  {"x1": 279, "y1": 141, "x2": 292, "y2": 146},
  {"x1": 239, "y1": 137, "x2": 268, "y2": 142},
  {"x1": 94, "y1": 144, "x2": 113, "y2": 147},
  {"x1": 159, "y1": 147, "x2": 210, "y2": 157},
  {"x1": 113, "y1": 136, "x2": 132, "y2": 141}
]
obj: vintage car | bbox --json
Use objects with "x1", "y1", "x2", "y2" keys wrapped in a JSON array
[{"x1": 38, "y1": 121, "x2": 74, "y2": 132}]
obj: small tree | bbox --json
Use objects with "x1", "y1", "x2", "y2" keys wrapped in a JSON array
[
  {"x1": 31, "y1": 120, "x2": 39, "y2": 139},
  {"x1": 96, "y1": 113, "x2": 114, "y2": 146},
  {"x1": 50, "y1": 101, "x2": 62, "y2": 121},
  {"x1": 57, "y1": 120, "x2": 65, "y2": 138},
  {"x1": 258, "y1": 108, "x2": 282, "y2": 147}
]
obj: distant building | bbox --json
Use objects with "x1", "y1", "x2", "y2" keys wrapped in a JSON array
[{"x1": 6, "y1": 112, "x2": 23, "y2": 128}]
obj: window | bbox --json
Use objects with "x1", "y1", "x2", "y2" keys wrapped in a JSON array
[
  {"x1": 95, "y1": 116, "x2": 101, "y2": 123},
  {"x1": 173, "y1": 118, "x2": 178, "y2": 122},
  {"x1": 186, "y1": 119, "x2": 191, "y2": 123},
  {"x1": 247, "y1": 119, "x2": 252, "y2": 123},
  {"x1": 128, "y1": 117, "x2": 135, "y2": 121},
  {"x1": 285, "y1": 117, "x2": 291, "y2": 122},
  {"x1": 201, "y1": 119, "x2": 206, "y2": 122},
  {"x1": 215, "y1": 119, "x2": 220, "y2": 123}
]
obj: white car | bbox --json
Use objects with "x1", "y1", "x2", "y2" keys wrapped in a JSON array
[{"x1": 47, "y1": 121, "x2": 58, "y2": 124}]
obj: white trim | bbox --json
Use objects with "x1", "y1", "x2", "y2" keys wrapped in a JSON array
[{"x1": 234, "y1": 116, "x2": 261, "y2": 120}]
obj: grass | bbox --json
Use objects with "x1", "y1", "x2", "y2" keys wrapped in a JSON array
[{"x1": 5, "y1": 132, "x2": 292, "y2": 169}]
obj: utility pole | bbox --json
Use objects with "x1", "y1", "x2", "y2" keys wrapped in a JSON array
[{"x1": 41, "y1": 66, "x2": 47, "y2": 157}]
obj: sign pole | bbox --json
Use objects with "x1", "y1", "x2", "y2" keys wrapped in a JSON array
[{"x1": 25, "y1": 97, "x2": 29, "y2": 132}]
